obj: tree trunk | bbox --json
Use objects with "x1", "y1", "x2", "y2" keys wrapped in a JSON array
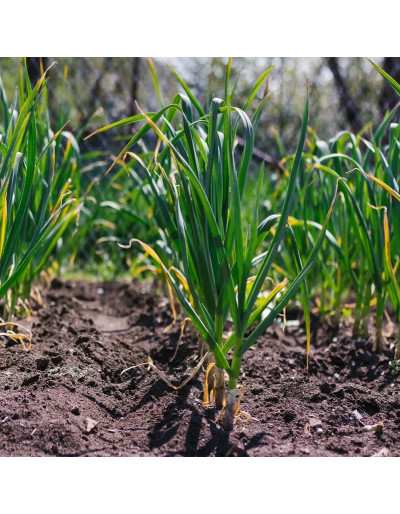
[
  {"x1": 326, "y1": 57, "x2": 361, "y2": 132},
  {"x1": 130, "y1": 57, "x2": 141, "y2": 116}
]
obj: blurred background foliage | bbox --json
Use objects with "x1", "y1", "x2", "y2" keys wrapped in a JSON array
[
  {"x1": 1, "y1": 56, "x2": 399, "y2": 281},
  {"x1": 1, "y1": 57, "x2": 399, "y2": 160}
]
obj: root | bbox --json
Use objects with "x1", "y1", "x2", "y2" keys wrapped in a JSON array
[{"x1": 121, "y1": 352, "x2": 209, "y2": 391}]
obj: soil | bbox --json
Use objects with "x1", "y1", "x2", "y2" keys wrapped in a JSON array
[{"x1": 1, "y1": 279, "x2": 399, "y2": 457}]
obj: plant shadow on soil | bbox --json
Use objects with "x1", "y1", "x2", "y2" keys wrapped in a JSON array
[{"x1": 0, "y1": 279, "x2": 399, "y2": 456}]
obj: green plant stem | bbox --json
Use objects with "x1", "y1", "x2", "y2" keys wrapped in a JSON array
[
  {"x1": 227, "y1": 334, "x2": 243, "y2": 390},
  {"x1": 360, "y1": 284, "x2": 372, "y2": 337},
  {"x1": 353, "y1": 279, "x2": 366, "y2": 337},
  {"x1": 331, "y1": 269, "x2": 342, "y2": 324},
  {"x1": 375, "y1": 293, "x2": 385, "y2": 352}
]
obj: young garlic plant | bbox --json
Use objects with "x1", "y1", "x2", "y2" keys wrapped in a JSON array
[{"x1": 111, "y1": 64, "x2": 337, "y2": 429}]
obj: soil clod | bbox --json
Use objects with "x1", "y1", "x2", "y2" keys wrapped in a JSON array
[{"x1": 36, "y1": 357, "x2": 49, "y2": 371}]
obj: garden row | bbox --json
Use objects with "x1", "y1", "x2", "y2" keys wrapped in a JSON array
[{"x1": 1, "y1": 59, "x2": 399, "y2": 429}]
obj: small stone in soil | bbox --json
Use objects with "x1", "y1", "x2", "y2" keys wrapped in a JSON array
[
  {"x1": 71, "y1": 406, "x2": 80, "y2": 416},
  {"x1": 351, "y1": 409, "x2": 363, "y2": 423},
  {"x1": 84, "y1": 417, "x2": 98, "y2": 433},
  {"x1": 309, "y1": 416, "x2": 322, "y2": 428}
]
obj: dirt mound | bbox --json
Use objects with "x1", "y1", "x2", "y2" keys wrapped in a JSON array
[{"x1": 1, "y1": 280, "x2": 399, "y2": 456}]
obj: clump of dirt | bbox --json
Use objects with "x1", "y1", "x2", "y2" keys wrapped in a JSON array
[{"x1": 0, "y1": 280, "x2": 399, "y2": 456}]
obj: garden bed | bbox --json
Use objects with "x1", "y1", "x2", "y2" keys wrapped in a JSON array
[{"x1": 0, "y1": 280, "x2": 399, "y2": 456}]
